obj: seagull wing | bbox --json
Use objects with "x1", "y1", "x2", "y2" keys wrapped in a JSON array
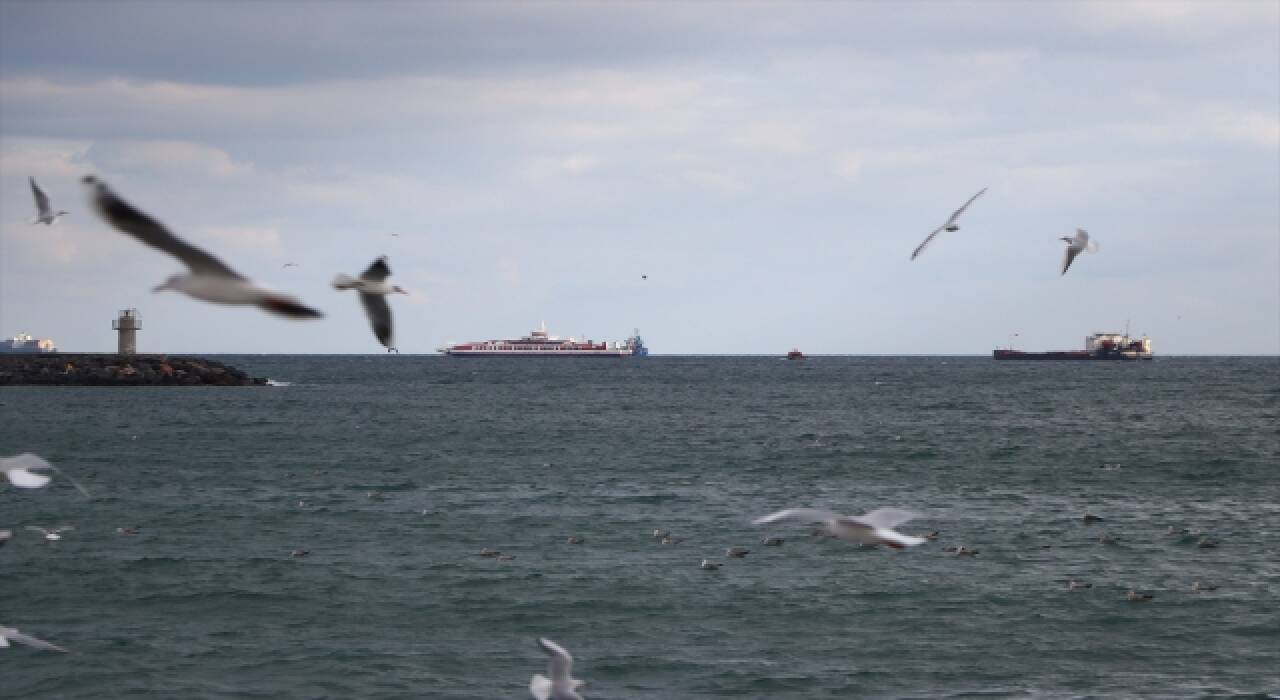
[
  {"x1": 538, "y1": 637, "x2": 574, "y2": 681},
  {"x1": 30, "y1": 177, "x2": 52, "y2": 217},
  {"x1": 359, "y1": 292, "x2": 394, "y2": 349},
  {"x1": 752, "y1": 507, "x2": 841, "y2": 525},
  {"x1": 86, "y1": 177, "x2": 245, "y2": 280},
  {"x1": 3, "y1": 629, "x2": 68, "y2": 653},
  {"x1": 945, "y1": 187, "x2": 987, "y2": 226},
  {"x1": 910, "y1": 225, "x2": 947, "y2": 260},
  {"x1": 1061, "y1": 245, "x2": 1081, "y2": 275},
  {"x1": 360, "y1": 256, "x2": 391, "y2": 282},
  {"x1": 1078, "y1": 228, "x2": 1099, "y2": 253},
  {"x1": 853, "y1": 507, "x2": 921, "y2": 530}
]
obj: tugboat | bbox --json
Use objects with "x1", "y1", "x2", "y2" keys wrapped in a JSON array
[{"x1": 786, "y1": 349, "x2": 805, "y2": 360}]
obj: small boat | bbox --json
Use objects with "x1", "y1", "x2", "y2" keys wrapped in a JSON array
[{"x1": 786, "y1": 349, "x2": 804, "y2": 360}]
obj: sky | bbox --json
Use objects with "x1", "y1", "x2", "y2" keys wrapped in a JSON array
[{"x1": 0, "y1": 0, "x2": 1277, "y2": 354}]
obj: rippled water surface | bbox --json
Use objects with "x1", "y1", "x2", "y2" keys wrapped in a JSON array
[{"x1": 3, "y1": 356, "x2": 1279, "y2": 698}]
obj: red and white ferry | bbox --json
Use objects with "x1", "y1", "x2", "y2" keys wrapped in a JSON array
[{"x1": 438, "y1": 323, "x2": 648, "y2": 357}]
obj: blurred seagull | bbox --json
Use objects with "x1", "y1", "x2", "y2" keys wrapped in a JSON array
[
  {"x1": 910, "y1": 187, "x2": 987, "y2": 260},
  {"x1": 26, "y1": 525, "x2": 74, "y2": 541},
  {"x1": 530, "y1": 637, "x2": 585, "y2": 700},
  {"x1": 1, "y1": 453, "x2": 90, "y2": 497},
  {"x1": 82, "y1": 176, "x2": 323, "y2": 319},
  {"x1": 1059, "y1": 228, "x2": 1099, "y2": 275},
  {"x1": 333, "y1": 256, "x2": 406, "y2": 352},
  {"x1": 282, "y1": 263, "x2": 298, "y2": 269},
  {"x1": 753, "y1": 507, "x2": 927, "y2": 549},
  {"x1": 0, "y1": 625, "x2": 67, "y2": 653},
  {"x1": 28, "y1": 177, "x2": 68, "y2": 225}
]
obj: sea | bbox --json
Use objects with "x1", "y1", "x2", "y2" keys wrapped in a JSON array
[{"x1": 3, "y1": 355, "x2": 1278, "y2": 699}]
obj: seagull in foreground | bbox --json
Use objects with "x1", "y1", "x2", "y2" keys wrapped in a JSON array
[
  {"x1": 0, "y1": 625, "x2": 67, "y2": 653},
  {"x1": 1060, "y1": 228, "x2": 1099, "y2": 275},
  {"x1": 333, "y1": 256, "x2": 406, "y2": 352},
  {"x1": 753, "y1": 507, "x2": 927, "y2": 548},
  {"x1": 1, "y1": 453, "x2": 91, "y2": 497},
  {"x1": 530, "y1": 637, "x2": 585, "y2": 700},
  {"x1": 26, "y1": 525, "x2": 74, "y2": 541},
  {"x1": 82, "y1": 176, "x2": 323, "y2": 319},
  {"x1": 29, "y1": 177, "x2": 68, "y2": 225},
  {"x1": 910, "y1": 187, "x2": 987, "y2": 260}
]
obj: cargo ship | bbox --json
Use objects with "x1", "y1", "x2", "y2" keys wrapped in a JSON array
[
  {"x1": 438, "y1": 323, "x2": 648, "y2": 357},
  {"x1": 994, "y1": 332, "x2": 1152, "y2": 361},
  {"x1": 1, "y1": 332, "x2": 57, "y2": 353}
]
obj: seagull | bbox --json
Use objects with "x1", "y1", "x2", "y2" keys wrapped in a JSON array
[
  {"x1": 762, "y1": 537, "x2": 784, "y2": 546},
  {"x1": 652, "y1": 529, "x2": 670, "y2": 539},
  {"x1": 700, "y1": 559, "x2": 722, "y2": 570},
  {"x1": 530, "y1": 637, "x2": 585, "y2": 700},
  {"x1": 1126, "y1": 590, "x2": 1154, "y2": 602},
  {"x1": 910, "y1": 187, "x2": 987, "y2": 260},
  {"x1": 1, "y1": 453, "x2": 91, "y2": 497},
  {"x1": 1191, "y1": 581, "x2": 1218, "y2": 592},
  {"x1": 1059, "y1": 228, "x2": 1099, "y2": 275},
  {"x1": 282, "y1": 263, "x2": 298, "y2": 269},
  {"x1": 26, "y1": 526, "x2": 73, "y2": 541},
  {"x1": 0, "y1": 530, "x2": 11, "y2": 547},
  {"x1": 28, "y1": 177, "x2": 68, "y2": 225},
  {"x1": 726, "y1": 546, "x2": 750, "y2": 558},
  {"x1": 752, "y1": 507, "x2": 927, "y2": 549},
  {"x1": 333, "y1": 256, "x2": 406, "y2": 352},
  {"x1": 0, "y1": 625, "x2": 67, "y2": 653},
  {"x1": 566, "y1": 536, "x2": 585, "y2": 545},
  {"x1": 1068, "y1": 580, "x2": 1093, "y2": 590},
  {"x1": 82, "y1": 176, "x2": 323, "y2": 319}
]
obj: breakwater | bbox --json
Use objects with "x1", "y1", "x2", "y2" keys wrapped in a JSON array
[{"x1": 0, "y1": 354, "x2": 266, "y2": 386}]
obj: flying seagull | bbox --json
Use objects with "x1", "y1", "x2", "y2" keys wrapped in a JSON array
[
  {"x1": 752, "y1": 506, "x2": 927, "y2": 549},
  {"x1": 530, "y1": 637, "x2": 585, "y2": 700},
  {"x1": 910, "y1": 187, "x2": 987, "y2": 260},
  {"x1": 1, "y1": 453, "x2": 91, "y2": 497},
  {"x1": 282, "y1": 263, "x2": 298, "y2": 269},
  {"x1": 29, "y1": 177, "x2": 68, "y2": 225},
  {"x1": 26, "y1": 525, "x2": 74, "y2": 541},
  {"x1": 333, "y1": 256, "x2": 406, "y2": 352},
  {"x1": 1059, "y1": 228, "x2": 1099, "y2": 275},
  {"x1": 82, "y1": 176, "x2": 323, "y2": 319},
  {"x1": 0, "y1": 625, "x2": 67, "y2": 653}
]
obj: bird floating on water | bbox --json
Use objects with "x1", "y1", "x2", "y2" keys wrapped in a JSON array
[
  {"x1": 333, "y1": 256, "x2": 407, "y2": 352},
  {"x1": 83, "y1": 176, "x2": 323, "y2": 319},
  {"x1": 1192, "y1": 581, "x2": 1218, "y2": 592},
  {"x1": 28, "y1": 177, "x2": 68, "y2": 225},
  {"x1": 530, "y1": 637, "x2": 585, "y2": 700},
  {"x1": 762, "y1": 536, "x2": 784, "y2": 546},
  {"x1": 1126, "y1": 590, "x2": 1154, "y2": 601},
  {"x1": 0, "y1": 624, "x2": 67, "y2": 653},
  {"x1": 1059, "y1": 228, "x2": 1099, "y2": 275},
  {"x1": 726, "y1": 547, "x2": 750, "y2": 558},
  {"x1": 1, "y1": 453, "x2": 90, "y2": 497},
  {"x1": 910, "y1": 187, "x2": 987, "y2": 260},
  {"x1": 700, "y1": 559, "x2": 722, "y2": 570},
  {"x1": 1068, "y1": 580, "x2": 1093, "y2": 590},
  {"x1": 753, "y1": 507, "x2": 927, "y2": 549}
]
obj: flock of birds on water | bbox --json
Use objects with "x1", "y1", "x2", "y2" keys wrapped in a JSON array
[
  {"x1": 24, "y1": 176, "x2": 1099, "y2": 358},
  {"x1": 4, "y1": 447, "x2": 1230, "y2": 698}
]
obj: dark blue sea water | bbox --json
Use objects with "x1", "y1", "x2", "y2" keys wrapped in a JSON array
[{"x1": 3, "y1": 356, "x2": 1279, "y2": 699}]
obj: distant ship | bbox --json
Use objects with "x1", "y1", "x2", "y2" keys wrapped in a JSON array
[
  {"x1": 994, "y1": 332, "x2": 1152, "y2": 361},
  {"x1": 1, "y1": 332, "x2": 57, "y2": 353},
  {"x1": 786, "y1": 349, "x2": 804, "y2": 360},
  {"x1": 438, "y1": 323, "x2": 648, "y2": 357}
]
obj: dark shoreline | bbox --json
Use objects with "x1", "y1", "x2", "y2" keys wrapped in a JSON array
[{"x1": 0, "y1": 354, "x2": 267, "y2": 386}]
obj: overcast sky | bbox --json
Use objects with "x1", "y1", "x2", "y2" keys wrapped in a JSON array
[{"x1": 1, "y1": 1, "x2": 1276, "y2": 354}]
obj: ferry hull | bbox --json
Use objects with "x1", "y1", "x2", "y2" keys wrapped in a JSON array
[{"x1": 993, "y1": 349, "x2": 1152, "y2": 361}]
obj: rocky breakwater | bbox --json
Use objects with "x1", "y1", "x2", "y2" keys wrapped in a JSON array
[{"x1": 0, "y1": 354, "x2": 268, "y2": 386}]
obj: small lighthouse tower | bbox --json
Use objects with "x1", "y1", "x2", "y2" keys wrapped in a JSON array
[{"x1": 113, "y1": 308, "x2": 141, "y2": 355}]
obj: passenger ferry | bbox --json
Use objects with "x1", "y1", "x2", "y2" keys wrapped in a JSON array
[{"x1": 438, "y1": 323, "x2": 647, "y2": 357}]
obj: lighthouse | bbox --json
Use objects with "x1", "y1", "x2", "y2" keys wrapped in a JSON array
[{"x1": 112, "y1": 309, "x2": 141, "y2": 355}]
